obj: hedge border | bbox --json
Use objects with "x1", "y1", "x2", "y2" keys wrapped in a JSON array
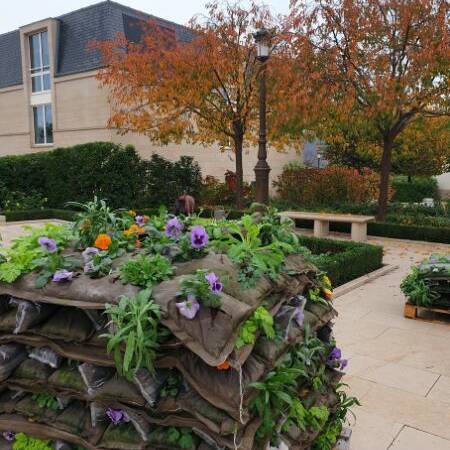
[{"x1": 295, "y1": 235, "x2": 384, "y2": 287}]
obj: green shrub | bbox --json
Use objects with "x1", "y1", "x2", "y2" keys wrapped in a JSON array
[
  {"x1": 392, "y1": 176, "x2": 439, "y2": 202},
  {"x1": 0, "y1": 143, "x2": 202, "y2": 210},
  {"x1": 295, "y1": 235, "x2": 383, "y2": 286}
]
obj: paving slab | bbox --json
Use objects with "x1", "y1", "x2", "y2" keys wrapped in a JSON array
[{"x1": 389, "y1": 426, "x2": 450, "y2": 450}]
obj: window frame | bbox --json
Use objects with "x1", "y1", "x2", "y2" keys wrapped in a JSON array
[
  {"x1": 32, "y1": 103, "x2": 53, "y2": 146},
  {"x1": 29, "y1": 30, "x2": 51, "y2": 93}
]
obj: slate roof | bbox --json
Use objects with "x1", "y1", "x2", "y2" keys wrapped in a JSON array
[{"x1": 0, "y1": 0, "x2": 193, "y2": 89}]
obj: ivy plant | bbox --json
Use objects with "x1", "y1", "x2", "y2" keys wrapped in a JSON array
[{"x1": 103, "y1": 289, "x2": 161, "y2": 379}]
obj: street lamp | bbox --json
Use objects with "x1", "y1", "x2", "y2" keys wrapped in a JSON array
[{"x1": 254, "y1": 28, "x2": 271, "y2": 205}]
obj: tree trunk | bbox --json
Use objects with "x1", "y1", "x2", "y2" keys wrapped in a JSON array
[
  {"x1": 407, "y1": 175, "x2": 412, "y2": 183},
  {"x1": 377, "y1": 137, "x2": 394, "y2": 221},
  {"x1": 233, "y1": 124, "x2": 244, "y2": 210}
]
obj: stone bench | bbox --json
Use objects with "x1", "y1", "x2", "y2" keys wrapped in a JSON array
[{"x1": 279, "y1": 211, "x2": 375, "y2": 242}]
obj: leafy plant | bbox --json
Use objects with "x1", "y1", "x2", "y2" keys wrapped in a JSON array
[
  {"x1": 33, "y1": 252, "x2": 82, "y2": 288},
  {"x1": 250, "y1": 365, "x2": 307, "y2": 439},
  {"x1": 0, "y1": 224, "x2": 73, "y2": 283},
  {"x1": 312, "y1": 387, "x2": 360, "y2": 450},
  {"x1": 85, "y1": 251, "x2": 113, "y2": 278},
  {"x1": 400, "y1": 267, "x2": 439, "y2": 307},
  {"x1": 165, "y1": 427, "x2": 194, "y2": 449},
  {"x1": 69, "y1": 197, "x2": 121, "y2": 248},
  {"x1": 160, "y1": 370, "x2": 184, "y2": 398},
  {"x1": 103, "y1": 289, "x2": 161, "y2": 379},
  {"x1": 220, "y1": 215, "x2": 293, "y2": 287},
  {"x1": 119, "y1": 254, "x2": 174, "y2": 287},
  {"x1": 235, "y1": 306, "x2": 275, "y2": 349},
  {"x1": 179, "y1": 270, "x2": 222, "y2": 309},
  {"x1": 31, "y1": 393, "x2": 59, "y2": 411},
  {"x1": 12, "y1": 433, "x2": 52, "y2": 450}
]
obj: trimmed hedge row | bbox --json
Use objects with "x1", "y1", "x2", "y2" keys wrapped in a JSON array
[
  {"x1": 296, "y1": 235, "x2": 384, "y2": 287},
  {"x1": 0, "y1": 142, "x2": 202, "y2": 209}
]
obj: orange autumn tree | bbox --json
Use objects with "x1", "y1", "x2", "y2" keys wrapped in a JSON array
[
  {"x1": 282, "y1": 0, "x2": 450, "y2": 220},
  {"x1": 94, "y1": 2, "x2": 284, "y2": 208}
]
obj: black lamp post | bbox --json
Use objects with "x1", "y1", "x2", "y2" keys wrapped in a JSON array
[{"x1": 254, "y1": 28, "x2": 271, "y2": 205}]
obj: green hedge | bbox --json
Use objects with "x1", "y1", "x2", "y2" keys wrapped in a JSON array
[
  {"x1": 392, "y1": 176, "x2": 439, "y2": 202},
  {"x1": 4, "y1": 209, "x2": 77, "y2": 222},
  {"x1": 0, "y1": 142, "x2": 202, "y2": 209},
  {"x1": 296, "y1": 235, "x2": 383, "y2": 287}
]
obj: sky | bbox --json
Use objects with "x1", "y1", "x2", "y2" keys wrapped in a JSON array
[{"x1": 0, "y1": 0, "x2": 290, "y2": 34}]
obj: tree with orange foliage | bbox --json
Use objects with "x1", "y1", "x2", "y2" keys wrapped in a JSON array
[
  {"x1": 94, "y1": 1, "x2": 285, "y2": 208},
  {"x1": 281, "y1": 0, "x2": 450, "y2": 219}
]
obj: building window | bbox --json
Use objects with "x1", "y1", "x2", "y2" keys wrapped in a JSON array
[
  {"x1": 29, "y1": 31, "x2": 50, "y2": 93},
  {"x1": 33, "y1": 104, "x2": 53, "y2": 144}
]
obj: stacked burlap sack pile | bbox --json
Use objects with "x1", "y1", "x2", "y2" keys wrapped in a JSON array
[{"x1": 0, "y1": 205, "x2": 354, "y2": 450}]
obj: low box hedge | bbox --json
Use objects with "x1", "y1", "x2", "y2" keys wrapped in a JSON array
[
  {"x1": 296, "y1": 235, "x2": 383, "y2": 287},
  {"x1": 292, "y1": 218, "x2": 450, "y2": 244}
]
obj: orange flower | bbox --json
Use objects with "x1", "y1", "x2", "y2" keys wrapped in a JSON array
[
  {"x1": 323, "y1": 288, "x2": 333, "y2": 299},
  {"x1": 95, "y1": 234, "x2": 112, "y2": 250},
  {"x1": 123, "y1": 224, "x2": 145, "y2": 237},
  {"x1": 217, "y1": 361, "x2": 230, "y2": 370},
  {"x1": 128, "y1": 210, "x2": 136, "y2": 217}
]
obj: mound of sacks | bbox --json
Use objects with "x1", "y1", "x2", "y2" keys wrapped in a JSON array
[
  {"x1": 0, "y1": 206, "x2": 353, "y2": 450},
  {"x1": 401, "y1": 254, "x2": 450, "y2": 309}
]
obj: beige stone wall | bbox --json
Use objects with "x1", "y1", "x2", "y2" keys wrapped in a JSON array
[
  {"x1": 54, "y1": 74, "x2": 111, "y2": 132},
  {"x1": 0, "y1": 86, "x2": 28, "y2": 138},
  {"x1": 0, "y1": 70, "x2": 301, "y2": 188}
]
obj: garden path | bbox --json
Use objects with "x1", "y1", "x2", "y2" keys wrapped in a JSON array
[
  {"x1": 1, "y1": 221, "x2": 450, "y2": 449},
  {"x1": 321, "y1": 232, "x2": 450, "y2": 450}
]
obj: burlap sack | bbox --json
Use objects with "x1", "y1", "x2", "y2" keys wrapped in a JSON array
[
  {"x1": 32, "y1": 307, "x2": 94, "y2": 342},
  {"x1": 157, "y1": 350, "x2": 266, "y2": 422},
  {"x1": 0, "y1": 273, "x2": 139, "y2": 310}
]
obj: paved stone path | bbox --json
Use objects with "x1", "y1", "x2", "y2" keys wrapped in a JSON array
[
  {"x1": 333, "y1": 235, "x2": 450, "y2": 450},
  {"x1": 1, "y1": 221, "x2": 450, "y2": 449}
]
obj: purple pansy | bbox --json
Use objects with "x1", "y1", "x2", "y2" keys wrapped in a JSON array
[
  {"x1": 176, "y1": 295, "x2": 200, "y2": 320},
  {"x1": 135, "y1": 215, "x2": 146, "y2": 227},
  {"x1": 2, "y1": 431, "x2": 15, "y2": 442},
  {"x1": 191, "y1": 225, "x2": 209, "y2": 249},
  {"x1": 165, "y1": 217, "x2": 184, "y2": 239},
  {"x1": 52, "y1": 269, "x2": 74, "y2": 282},
  {"x1": 294, "y1": 307, "x2": 304, "y2": 327},
  {"x1": 205, "y1": 272, "x2": 223, "y2": 294},
  {"x1": 326, "y1": 347, "x2": 347, "y2": 370},
  {"x1": 82, "y1": 247, "x2": 99, "y2": 262},
  {"x1": 106, "y1": 408, "x2": 130, "y2": 425},
  {"x1": 38, "y1": 236, "x2": 57, "y2": 253},
  {"x1": 84, "y1": 261, "x2": 95, "y2": 274}
]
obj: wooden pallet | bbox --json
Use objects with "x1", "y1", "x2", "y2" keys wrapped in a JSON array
[{"x1": 404, "y1": 302, "x2": 450, "y2": 324}]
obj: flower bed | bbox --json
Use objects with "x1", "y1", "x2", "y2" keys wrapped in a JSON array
[{"x1": 0, "y1": 202, "x2": 358, "y2": 449}]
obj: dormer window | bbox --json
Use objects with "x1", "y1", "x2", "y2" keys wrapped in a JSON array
[{"x1": 29, "y1": 30, "x2": 50, "y2": 93}]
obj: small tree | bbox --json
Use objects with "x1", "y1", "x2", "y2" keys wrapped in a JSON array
[
  {"x1": 322, "y1": 117, "x2": 450, "y2": 179},
  {"x1": 284, "y1": 0, "x2": 450, "y2": 219},
  {"x1": 94, "y1": 1, "x2": 284, "y2": 208}
]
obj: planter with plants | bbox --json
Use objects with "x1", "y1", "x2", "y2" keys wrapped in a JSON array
[
  {"x1": 0, "y1": 200, "x2": 358, "y2": 450},
  {"x1": 401, "y1": 254, "x2": 450, "y2": 321}
]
